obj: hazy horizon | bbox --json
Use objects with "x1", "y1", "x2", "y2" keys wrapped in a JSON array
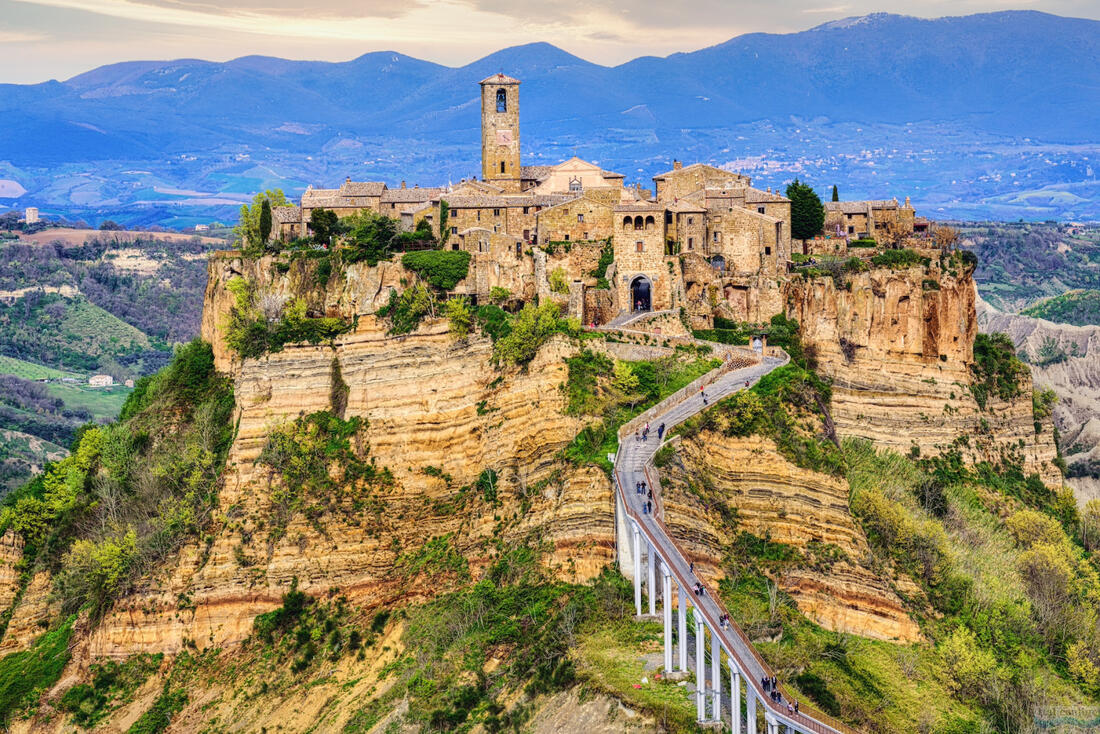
[{"x1": 2, "y1": 1, "x2": 1099, "y2": 84}]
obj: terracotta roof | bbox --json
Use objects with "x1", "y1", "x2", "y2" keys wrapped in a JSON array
[
  {"x1": 652, "y1": 162, "x2": 749, "y2": 181},
  {"x1": 380, "y1": 187, "x2": 442, "y2": 203},
  {"x1": 272, "y1": 205, "x2": 300, "y2": 223},
  {"x1": 339, "y1": 180, "x2": 386, "y2": 197},
  {"x1": 744, "y1": 187, "x2": 789, "y2": 203},
  {"x1": 520, "y1": 165, "x2": 553, "y2": 181},
  {"x1": 826, "y1": 200, "x2": 898, "y2": 214},
  {"x1": 600, "y1": 170, "x2": 626, "y2": 180},
  {"x1": 480, "y1": 72, "x2": 521, "y2": 85}
]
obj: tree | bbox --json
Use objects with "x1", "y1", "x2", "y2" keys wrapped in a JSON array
[
  {"x1": 831, "y1": 184, "x2": 839, "y2": 202},
  {"x1": 785, "y1": 179, "x2": 825, "y2": 242},
  {"x1": 445, "y1": 296, "x2": 474, "y2": 341},
  {"x1": 611, "y1": 360, "x2": 641, "y2": 406},
  {"x1": 259, "y1": 199, "x2": 272, "y2": 246},
  {"x1": 309, "y1": 208, "x2": 339, "y2": 246},
  {"x1": 99, "y1": 220, "x2": 123, "y2": 231},
  {"x1": 236, "y1": 190, "x2": 288, "y2": 253}
]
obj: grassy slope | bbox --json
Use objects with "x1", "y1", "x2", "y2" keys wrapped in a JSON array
[
  {"x1": 0, "y1": 355, "x2": 79, "y2": 380},
  {"x1": 44, "y1": 383, "x2": 131, "y2": 423},
  {"x1": 1022, "y1": 289, "x2": 1100, "y2": 326}
]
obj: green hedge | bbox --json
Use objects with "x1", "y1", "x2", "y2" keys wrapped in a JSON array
[{"x1": 401, "y1": 250, "x2": 472, "y2": 291}]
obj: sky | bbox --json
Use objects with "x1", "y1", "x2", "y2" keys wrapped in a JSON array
[{"x1": 2, "y1": 0, "x2": 1098, "y2": 84}]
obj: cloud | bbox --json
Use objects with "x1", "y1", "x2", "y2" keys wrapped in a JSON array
[
  {"x1": 0, "y1": 29, "x2": 49, "y2": 42},
  {"x1": 802, "y1": 5, "x2": 851, "y2": 13}
]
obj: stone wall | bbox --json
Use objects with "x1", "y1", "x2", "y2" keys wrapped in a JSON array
[{"x1": 536, "y1": 197, "x2": 614, "y2": 244}]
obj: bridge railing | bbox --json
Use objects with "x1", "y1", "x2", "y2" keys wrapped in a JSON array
[{"x1": 612, "y1": 347, "x2": 862, "y2": 734}]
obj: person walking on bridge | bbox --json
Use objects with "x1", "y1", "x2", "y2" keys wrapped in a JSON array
[{"x1": 657, "y1": 423, "x2": 665, "y2": 440}]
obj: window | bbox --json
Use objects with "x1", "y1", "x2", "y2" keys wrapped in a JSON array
[
  {"x1": 765, "y1": 246, "x2": 772, "y2": 255},
  {"x1": 584, "y1": 232, "x2": 588, "y2": 239},
  {"x1": 688, "y1": 217, "x2": 694, "y2": 225},
  {"x1": 688, "y1": 237, "x2": 694, "y2": 250},
  {"x1": 500, "y1": 161, "x2": 506, "y2": 174},
  {"x1": 516, "y1": 242, "x2": 522, "y2": 256},
  {"x1": 451, "y1": 226, "x2": 457, "y2": 234},
  {"x1": 477, "y1": 211, "x2": 481, "y2": 221},
  {"x1": 523, "y1": 206, "x2": 529, "y2": 214},
  {"x1": 848, "y1": 226, "x2": 855, "y2": 234},
  {"x1": 758, "y1": 206, "x2": 766, "y2": 214},
  {"x1": 713, "y1": 231, "x2": 720, "y2": 242},
  {"x1": 493, "y1": 208, "x2": 500, "y2": 216},
  {"x1": 564, "y1": 234, "x2": 570, "y2": 241},
  {"x1": 496, "y1": 88, "x2": 507, "y2": 112},
  {"x1": 636, "y1": 241, "x2": 644, "y2": 252},
  {"x1": 577, "y1": 213, "x2": 584, "y2": 223},
  {"x1": 452, "y1": 243, "x2": 459, "y2": 251}
]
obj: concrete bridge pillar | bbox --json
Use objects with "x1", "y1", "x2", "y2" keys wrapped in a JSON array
[
  {"x1": 677, "y1": 583, "x2": 687, "y2": 672},
  {"x1": 730, "y1": 663, "x2": 741, "y2": 734},
  {"x1": 662, "y1": 569, "x2": 672, "y2": 673},
  {"x1": 764, "y1": 713, "x2": 779, "y2": 734},
  {"x1": 695, "y1": 615, "x2": 706, "y2": 722},
  {"x1": 632, "y1": 523, "x2": 641, "y2": 616},
  {"x1": 747, "y1": 690, "x2": 758, "y2": 734},
  {"x1": 710, "y1": 628, "x2": 721, "y2": 721},
  {"x1": 647, "y1": 541, "x2": 657, "y2": 616}
]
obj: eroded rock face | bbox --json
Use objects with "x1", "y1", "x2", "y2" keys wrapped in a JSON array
[
  {"x1": 662, "y1": 433, "x2": 922, "y2": 643},
  {"x1": 786, "y1": 266, "x2": 1061, "y2": 488},
  {"x1": 977, "y1": 299, "x2": 1100, "y2": 503},
  {"x1": 86, "y1": 312, "x2": 615, "y2": 658}
]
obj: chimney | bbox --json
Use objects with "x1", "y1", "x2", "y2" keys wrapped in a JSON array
[
  {"x1": 401, "y1": 181, "x2": 406, "y2": 189},
  {"x1": 905, "y1": 196, "x2": 911, "y2": 207},
  {"x1": 673, "y1": 160, "x2": 682, "y2": 171}
]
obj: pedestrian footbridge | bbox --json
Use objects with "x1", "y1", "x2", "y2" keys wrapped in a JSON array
[{"x1": 612, "y1": 347, "x2": 860, "y2": 734}]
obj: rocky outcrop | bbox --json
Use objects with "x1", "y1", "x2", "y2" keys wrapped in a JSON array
[
  {"x1": 87, "y1": 302, "x2": 615, "y2": 657},
  {"x1": 978, "y1": 298, "x2": 1100, "y2": 502},
  {"x1": 0, "y1": 531, "x2": 23, "y2": 615},
  {"x1": 0, "y1": 572, "x2": 55, "y2": 654},
  {"x1": 787, "y1": 265, "x2": 1061, "y2": 488},
  {"x1": 662, "y1": 433, "x2": 922, "y2": 643}
]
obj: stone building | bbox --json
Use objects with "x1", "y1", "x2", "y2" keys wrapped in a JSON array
[
  {"x1": 279, "y1": 71, "x2": 925, "y2": 328},
  {"x1": 824, "y1": 197, "x2": 916, "y2": 240}
]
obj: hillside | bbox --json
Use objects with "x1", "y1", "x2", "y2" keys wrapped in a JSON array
[
  {"x1": 1, "y1": 12, "x2": 1099, "y2": 226},
  {"x1": 0, "y1": 230, "x2": 226, "y2": 492},
  {"x1": 0, "y1": 237, "x2": 1086, "y2": 732},
  {"x1": 1023, "y1": 289, "x2": 1100, "y2": 326}
]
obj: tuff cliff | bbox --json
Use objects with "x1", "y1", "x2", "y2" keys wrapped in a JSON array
[{"x1": 785, "y1": 260, "x2": 1061, "y2": 488}]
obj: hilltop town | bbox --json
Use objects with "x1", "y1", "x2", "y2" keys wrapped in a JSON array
[{"x1": 269, "y1": 73, "x2": 930, "y2": 329}]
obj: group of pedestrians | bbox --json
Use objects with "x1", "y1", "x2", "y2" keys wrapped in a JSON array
[
  {"x1": 635, "y1": 421, "x2": 668, "y2": 443},
  {"x1": 718, "y1": 613, "x2": 730, "y2": 630},
  {"x1": 635, "y1": 480, "x2": 653, "y2": 515},
  {"x1": 761, "y1": 676, "x2": 798, "y2": 713}
]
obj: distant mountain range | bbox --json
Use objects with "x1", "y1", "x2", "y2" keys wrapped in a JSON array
[{"x1": 1, "y1": 11, "x2": 1098, "y2": 226}]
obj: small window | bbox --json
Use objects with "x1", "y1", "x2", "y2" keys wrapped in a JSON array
[
  {"x1": 516, "y1": 242, "x2": 522, "y2": 256},
  {"x1": 713, "y1": 231, "x2": 720, "y2": 242},
  {"x1": 577, "y1": 213, "x2": 584, "y2": 223},
  {"x1": 523, "y1": 206, "x2": 529, "y2": 214},
  {"x1": 477, "y1": 211, "x2": 481, "y2": 221},
  {"x1": 688, "y1": 237, "x2": 694, "y2": 250},
  {"x1": 451, "y1": 226, "x2": 457, "y2": 234},
  {"x1": 564, "y1": 234, "x2": 570, "y2": 241},
  {"x1": 493, "y1": 208, "x2": 500, "y2": 216},
  {"x1": 496, "y1": 88, "x2": 507, "y2": 112},
  {"x1": 758, "y1": 206, "x2": 766, "y2": 214},
  {"x1": 848, "y1": 226, "x2": 855, "y2": 234},
  {"x1": 500, "y1": 161, "x2": 506, "y2": 174},
  {"x1": 584, "y1": 232, "x2": 588, "y2": 239},
  {"x1": 452, "y1": 243, "x2": 459, "y2": 251},
  {"x1": 636, "y1": 241, "x2": 644, "y2": 253},
  {"x1": 765, "y1": 246, "x2": 772, "y2": 255},
  {"x1": 688, "y1": 217, "x2": 694, "y2": 225}
]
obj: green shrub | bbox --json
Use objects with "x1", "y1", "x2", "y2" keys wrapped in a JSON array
[
  {"x1": 401, "y1": 250, "x2": 472, "y2": 291},
  {"x1": 0, "y1": 616, "x2": 74, "y2": 725},
  {"x1": 126, "y1": 683, "x2": 187, "y2": 734},
  {"x1": 871, "y1": 248, "x2": 927, "y2": 269},
  {"x1": 493, "y1": 301, "x2": 578, "y2": 366},
  {"x1": 378, "y1": 285, "x2": 434, "y2": 336},
  {"x1": 59, "y1": 653, "x2": 162, "y2": 727},
  {"x1": 970, "y1": 333, "x2": 1026, "y2": 409},
  {"x1": 445, "y1": 296, "x2": 475, "y2": 340},
  {"x1": 589, "y1": 239, "x2": 614, "y2": 289},
  {"x1": 848, "y1": 238, "x2": 877, "y2": 248}
]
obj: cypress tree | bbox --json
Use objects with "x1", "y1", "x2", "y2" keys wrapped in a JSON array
[
  {"x1": 259, "y1": 198, "x2": 273, "y2": 246},
  {"x1": 785, "y1": 179, "x2": 826, "y2": 241},
  {"x1": 831, "y1": 184, "x2": 839, "y2": 202}
]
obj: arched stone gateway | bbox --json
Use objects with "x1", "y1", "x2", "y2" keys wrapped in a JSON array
[{"x1": 630, "y1": 275, "x2": 652, "y2": 312}]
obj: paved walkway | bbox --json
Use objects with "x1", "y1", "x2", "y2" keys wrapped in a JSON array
[{"x1": 615, "y1": 356, "x2": 856, "y2": 734}]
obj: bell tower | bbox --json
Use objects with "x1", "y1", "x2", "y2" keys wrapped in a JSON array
[{"x1": 480, "y1": 73, "x2": 521, "y2": 193}]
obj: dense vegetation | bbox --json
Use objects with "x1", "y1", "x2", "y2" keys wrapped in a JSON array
[
  {"x1": 223, "y1": 277, "x2": 352, "y2": 359},
  {"x1": 961, "y1": 221, "x2": 1100, "y2": 312},
  {"x1": 785, "y1": 179, "x2": 825, "y2": 241},
  {"x1": 970, "y1": 332, "x2": 1027, "y2": 409},
  {"x1": 0, "y1": 341, "x2": 233, "y2": 632},
  {"x1": 1022, "y1": 289, "x2": 1100, "y2": 326}
]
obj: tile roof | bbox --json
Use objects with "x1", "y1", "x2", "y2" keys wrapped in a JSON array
[
  {"x1": 380, "y1": 187, "x2": 442, "y2": 203},
  {"x1": 272, "y1": 205, "x2": 300, "y2": 223},
  {"x1": 339, "y1": 180, "x2": 386, "y2": 197},
  {"x1": 480, "y1": 72, "x2": 521, "y2": 85},
  {"x1": 744, "y1": 187, "x2": 789, "y2": 203},
  {"x1": 446, "y1": 194, "x2": 575, "y2": 209},
  {"x1": 520, "y1": 165, "x2": 553, "y2": 181},
  {"x1": 614, "y1": 201, "x2": 666, "y2": 212},
  {"x1": 652, "y1": 162, "x2": 750, "y2": 181},
  {"x1": 826, "y1": 200, "x2": 898, "y2": 214}
]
